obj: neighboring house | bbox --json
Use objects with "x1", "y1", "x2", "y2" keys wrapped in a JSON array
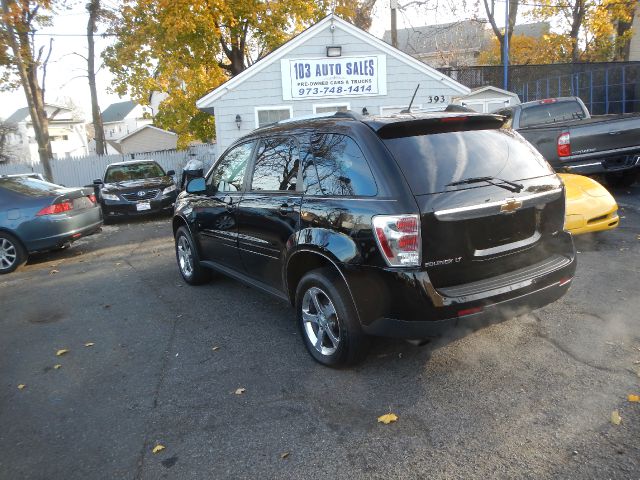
[
  {"x1": 383, "y1": 20, "x2": 550, "y2": 68},
  {"x1": 452, "y1": 85, "x2": 521, "y2": 113},
  {"x1": 149, "y1": 91, "x2": 169, "y2": 116},
  {"x1": 106, "y1": 125, "x2": 177, "y2": 155},
  {"x1": 196, "y1": 14, "x2": 469, "y2": 156},
  {"x1": 100, "y1": 100, "x2": 153, "y2": 153},
  {"x1": 630, "y1": 12, "x2": 640, "y2": 61},
  {"x1": 4, "y1": 103, "x2": 88, "y2": 164}
]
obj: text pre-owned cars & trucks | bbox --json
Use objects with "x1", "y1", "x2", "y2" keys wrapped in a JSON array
[
  {"x1": 172, "y1": 111, "x2": 576, "y2": 367},
  {"x1": 93, "y1": 160, "x2": 178, "y2": 220}
]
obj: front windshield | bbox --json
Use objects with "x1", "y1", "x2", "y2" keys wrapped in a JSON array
[{"x1": 104, "y1": 163, "x2": 165, "y2": 182}]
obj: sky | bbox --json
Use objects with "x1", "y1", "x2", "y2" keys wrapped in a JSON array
[{"x1": 0, "y1": 0, "x2": 510, "y2": 121}]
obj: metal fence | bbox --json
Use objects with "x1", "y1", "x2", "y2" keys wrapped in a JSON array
[
  {"x1": 439, "y1": 62, "x2": 640, "y2": 114},
  {"x1": 0, "y1": 144, "x2": 217, "y2": 187}
]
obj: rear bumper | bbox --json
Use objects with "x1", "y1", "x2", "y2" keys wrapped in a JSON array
[
  {"x1": 560, "y1": 153, "x2": 640, "y2": 175},
  {"x1": 23, "y1": 207, "x2": 103, "y2": 253},
  {"x1": 362, "y1": 278, "x2": 572, "y2": 338}
]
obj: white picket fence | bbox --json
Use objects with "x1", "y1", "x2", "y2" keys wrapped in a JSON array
[{"x1": 0, "y1": 144, "x2": 217, "y2": 187}]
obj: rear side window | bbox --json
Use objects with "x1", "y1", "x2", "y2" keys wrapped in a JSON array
[
  {"x1": 383, "y1": 129, "x2": 553, "y2": 195},
  {"x1": 303, "y1": 134, "x2": 377, "y2": 196},
  {"x1": 250, "y1": 137, "x2": 299, "y2": 191},
  {"x1": 0, "y1": 177, "x2": 64, "y2": 196},
  {"x1": 519, "y1": 101, "x2": 585, "y2": 128}
]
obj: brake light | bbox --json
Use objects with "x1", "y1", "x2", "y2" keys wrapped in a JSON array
[
  {"x1": 88, "y1": 194, "x2": 96, "y2": 203},
  {"x1": 372, "y1": 214, "x2": 421, "y2": 267},
  {"x1": 36, "y1": 201, "x2": 73, "y2": 216},
  {"x1": 557, "y1": 132, "x2": 571, "y2": 157},
  {"x1": 457, "y1": 306, "x2": 483, "y2": 317},
  {"x1": 440, "y1": 116, "x2": 468, "y2": 123},
  {"x1": 539, "y1": 98, "x2": 557, "y2": 104}
]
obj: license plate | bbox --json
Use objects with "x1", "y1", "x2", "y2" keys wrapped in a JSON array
[{"x1": 136, "y1": 201, "x2": 151, "y2": 211}]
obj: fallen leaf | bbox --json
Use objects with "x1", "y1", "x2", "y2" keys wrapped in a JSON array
[
  {"x1": 628, "y1": 394, "x2": 640, "y2": 403},
  {"x1": 234, "y1": 388, "x2": 246, "y2": 395},
  {"x1": 53, "y1": 364, "x2": 62, "y2": 370},
  {"x1": 377, "y1": 413, "x2": 398, "y2": 424},
  {"x1": 152, "y1": 444, "x2": 165, "y2": 454},
  {"x1": 280, "y1": 452, "x2": 290, "y2": 459},
  {"x1": 56, "y1": 349, "x2": 69, "y2": 356},
  {"x1": 212, "y1": 346, "x2": 220, "y2": 351},
  {"x1": 611, "y1": 410, "x2": 622, "y2": 425},
  {"x1": 103, "y1": 304, "x2": 111, "y2": 309},
  {"x1": 84, "y1": 342, "x2": 94, "y2": 347},
  {"x1": 49, "y1": 269, "x2": 59, "y2": 275},
  {"x1": 17, "y1": 384, "x2": 26, "y2": 390}
]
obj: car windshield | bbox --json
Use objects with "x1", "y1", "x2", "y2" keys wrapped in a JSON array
[
  {"x1": 104, "y1": 163, "x2": 165, "y2": 182},
  {"x1": 0, "y1": 177, "x2": 65, "y2": 196}
]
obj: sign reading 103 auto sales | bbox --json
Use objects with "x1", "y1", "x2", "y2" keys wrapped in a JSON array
[{"x1": 281, "y1": 55, "x2": 387, "y2": 100}]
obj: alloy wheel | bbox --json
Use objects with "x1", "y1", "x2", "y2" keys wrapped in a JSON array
[
  {"x1": 177, "y1": 235, "x2": 194, "y2": 278},
  {"x1": 301, "y1": 286, "x2": 341, "y2": 356},
  {"x1": 0, "y1": 238, "x2": 17, "y2": 270}
]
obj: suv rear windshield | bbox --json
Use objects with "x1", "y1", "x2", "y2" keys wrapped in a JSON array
[
  {"x1": 519, "y1": 101, "x2": 586, "y2": 128},
  {"x1": 383, "y1": 128, "x2": 553, "y2": 195},
  {"x1": 105, "y1": 162, "x2": 165, "y2": 182}
]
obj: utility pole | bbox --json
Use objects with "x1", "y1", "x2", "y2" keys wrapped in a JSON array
[
  {"x1": 390, "y1": 0, "x2": 398, "y2": 48},
  {"x1": 503, "y1": 0, "x2": 509, "y2": 90}
]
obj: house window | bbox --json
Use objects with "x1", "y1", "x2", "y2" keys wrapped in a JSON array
[
  {"x1": 312, "y1": 103, "x2": 350, "y2": 114},
  {"x1": 255, "y1": 106, "x2": 293, "y2": 128},
  {"x1": 379, "y1": 105, "x2": 423, "y2": 115}
]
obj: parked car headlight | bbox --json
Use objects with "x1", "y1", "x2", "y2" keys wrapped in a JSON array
[
  {"x1": 102, "y1": 192, "x2": 119, "y2": 201},
  {"x1": 163, "y1": 185, "x2": 177, "y2": 195}
]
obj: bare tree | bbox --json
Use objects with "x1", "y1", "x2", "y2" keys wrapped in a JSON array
[
  {"x1": 0, "y1": 0, "x2": 55, "y2": 181},
  {"x1": 87, "y1": 0, "x2": 105, "y2": 154},
  {"x1": 483, "y1": 0, "x2": 519, "y2": 66}
]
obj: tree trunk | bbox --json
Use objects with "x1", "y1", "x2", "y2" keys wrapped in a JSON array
[
  {"x1": 87, "y1": 0, "x2": 105, "y2": 155},
  {"x1": 1, "y1": 0, "x2": 54, "y2": 181},
  {"x1": 484, "y1": 0, "x2": 519, "y2": 66},
  {"x1": 570, "y1": 0, "x2": 586, "y2": 62},
  {"x1": 615, "y1": 1, "x2": 637, "y2": 61}
]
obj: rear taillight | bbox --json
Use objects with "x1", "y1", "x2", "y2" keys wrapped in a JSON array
[
  {"x1": 372, "y1": 214, "x2": 421, "y2": 267},
  {"x1": 88, "y1": 194, "x2": 96, "y2": 203},
  {"x1": 36, "y1": 201, "x2": 74, "y2": 216},
  {"x1": 557, "y1": 132, "x2": 571, "y2": 157}
]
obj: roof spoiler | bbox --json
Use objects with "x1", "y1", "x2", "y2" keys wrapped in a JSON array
[{"x1": 374, "y1": 114, "x2": 506, "y2": 139}]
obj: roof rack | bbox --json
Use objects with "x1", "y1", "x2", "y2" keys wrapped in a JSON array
[{"x1": 274, "y1": 110, "x2": 362, "y2": 126}]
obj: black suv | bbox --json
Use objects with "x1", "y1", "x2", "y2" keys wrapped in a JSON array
[{"x1": 173, "y1": 112, "x2": 576, "y2": 367}]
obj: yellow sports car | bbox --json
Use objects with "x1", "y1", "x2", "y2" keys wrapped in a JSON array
[{"x1": 559, "y1": 173, "x2": 619, "y2": 235}]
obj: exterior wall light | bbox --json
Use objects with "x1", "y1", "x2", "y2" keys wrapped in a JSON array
[
  {"x1": 326, "y1": 46, "x2": 342, "y2": 57},
  {"x1": 362, "y1": 107, "x2": 369, "y2": 115},
  {"x1": 235, "y1": 114, "x2": 242, "y2": 129}
]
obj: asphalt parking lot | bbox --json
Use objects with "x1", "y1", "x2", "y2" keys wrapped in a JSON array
[{"x1": 1, "y1": 186, "x2": 639, "y2": 480}]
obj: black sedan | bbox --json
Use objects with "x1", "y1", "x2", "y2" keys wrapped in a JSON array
[
  {"x1": 0, "y1": 175, "x2": 103, "y2": 274},
  {"x1": 93, "y1": 160, "x2": 178, "y2": 221}
]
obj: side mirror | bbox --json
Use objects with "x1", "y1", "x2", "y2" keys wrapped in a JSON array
[
  {"x1": 166, "y1": 169, "x2": 175, "y2": 176},
  {"x1": 186, "y1": 177, "x2": 206, "y2": 194},
  {"x1": 93, "y1": 179, "x2": 103, "y2": 185}
]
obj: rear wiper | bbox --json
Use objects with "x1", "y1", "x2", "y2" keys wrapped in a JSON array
[{"x1": 446, "y1": 176, "x2": 524, "y2": 192}]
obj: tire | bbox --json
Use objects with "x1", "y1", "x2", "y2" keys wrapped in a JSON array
[
  {"x1": 605, "y1": 171, "x2": 637, "y2": 188},
  {"x1": 296, "y1": 267, "x2": 369, "y2": 367},
  {"x1": 175, "y1": 226, "x2": 211, "y2": 285},
  {"x1": 0, "y1": 232, "x2": 27, "y2": 275}
]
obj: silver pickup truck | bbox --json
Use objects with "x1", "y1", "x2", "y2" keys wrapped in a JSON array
[{"x1": 493, "y1": 97, "x2": 640, "y2": 186}]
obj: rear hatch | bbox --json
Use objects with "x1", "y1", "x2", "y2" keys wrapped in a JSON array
[{"x1": 379, "y1": 116, "x2": 567, "y2": 289}]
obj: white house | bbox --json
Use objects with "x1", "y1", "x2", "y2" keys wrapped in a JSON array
[
  {"x1": 196, "y1": 14, "x2": 470, "y2": 157},
  {"x1": 100, "y1": 100, "x2": 153, "y2": 153},
  {"x1": 107, "y1": 124, "x2": 178, "y2": 154},
  {"x1": 4, "y1": 103, "x2": 89, "y2": 164},
  {"x1": 452, "y1": 86, "x2": 521, "y2": 113}
]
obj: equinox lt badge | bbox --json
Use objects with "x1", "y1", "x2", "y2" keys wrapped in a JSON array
[{"x1": 500, "y1": 198, "x2": 523, "y2": 214}]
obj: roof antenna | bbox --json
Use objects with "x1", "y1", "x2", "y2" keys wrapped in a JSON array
[{"x1": 400, "y1": 84, "x2": 419, "y2": 113}]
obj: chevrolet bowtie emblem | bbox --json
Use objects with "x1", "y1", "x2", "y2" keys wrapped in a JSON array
[{"x1": 500, "y1": 198, "x2": 523, "y2": 214}]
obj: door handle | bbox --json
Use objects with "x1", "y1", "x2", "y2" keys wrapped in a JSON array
[
  {"x1": 608, "y1": 131, "x2": 621, "y2": 135},
  {"x1": 279, "y1": 203, "x2": 294, "y2": 215}
]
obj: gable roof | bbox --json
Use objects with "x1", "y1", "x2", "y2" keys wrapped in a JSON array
[
  {"x1": 197, "y1": 14, "x2": 469, "y2": 110},
  {"x1": 101, "y1": 100, "x2": 137, "y2": 123},
  {"x1": 467, "y1": 86, "x2": 520, "y2": 98},
  {"x1": 5, "y1": 107, "x2": 29, "y2": 124},
  {"x1": 117, "y1": 124, "x2": 177, "y2": 143}
]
